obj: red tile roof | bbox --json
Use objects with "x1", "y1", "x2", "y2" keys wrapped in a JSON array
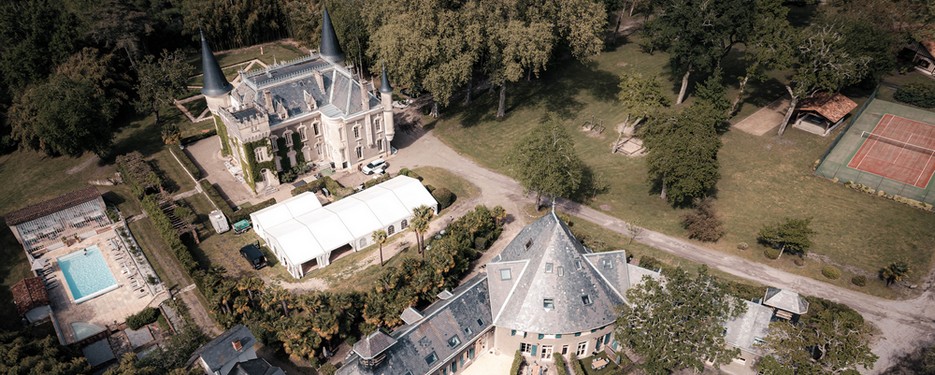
[
  {"x1": 4, "y1": 186, "x2": 101, "y2": 226},
  {"x1": 799, "y1": 92, "x2": 858, "y2": 123},
  {"x1": 11, "y1": 277, "x2": 48, "y2": 315}
]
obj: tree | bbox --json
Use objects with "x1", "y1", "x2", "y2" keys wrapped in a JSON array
[
  {"x1": 410, "y1": 205, "x2": 434, "y2": 258},
  {"x1": 642, "y1": 104, "x2": 722, "y2": 206},
  {"x1": 757, "y1": 217, "x2": 815, "y2": 259},
  {"x1": 776, "y1": 24, "x2": 870, "y2": 135},
  {"x1": 372, "y1": 229, "x2": 388, "y2": 266},
  {"x1": 134, "y1": 49, "x2": 193, "y2": 126},
  {"x1": 507, "y1": 120, "x2": 586, "y2": 208},
  {"x1": 9, "y1": 73, "x2": 119, "y2": 157},
  {"x1": 103, "y1": 353, "x2": 159, "y2": 375},
  {"x1": 616, "y1": 267, "x2": 746, "y2": 374},
  {"x1": 491, "y1": 205, "x2": 507, "y2": 227},
  {"x1": 730, "y1": 0, "x2": 793, "y2": 115},
  {"x1": 879, "y1": 261, "x2": 910, "y2": 286},
  {"x1": 758, "y1": 302, "x2": 878, "y2": 374},
  {"x1": 613, "y1": 71, "x2": 670, "y2": 152},
  {"x1": 681, "y1": 198, "x2": 724, "y2": 242},
  {"x1": 644, "y1": 0, "x2": 756, "y2": 104},
  {"x1": 0, "y1": 331, "x2": 89, "y2": 374}
]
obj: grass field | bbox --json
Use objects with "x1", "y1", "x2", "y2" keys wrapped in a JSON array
[
  {"x1": 429, "y1": 31, "x2": 935, "y2": 297},
  {"x1": 412, "y1": 166, "x2": 481, "y2": 204}
]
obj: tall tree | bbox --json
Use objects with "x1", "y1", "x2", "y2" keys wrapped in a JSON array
[
  {"x1": 134, "y1": 50, "x2": 193, "y2": 126},
  {"x1": 372, "y1": 229, "x2": 388, "y2": 266},
  {"x1": 776, "y1": 24, "x2": 870, "y2": 135},
  {"x1": 879, "y1": 261, "x2": 910, "y2": 286},
  {"x1": 613, "y1": 71, "x2": 670, "y2": 153},
  {"x1": 507, "y1": 120, "x2": 586, "y2": 208},
  {"x1": 616, "y1": 267, "x2": 746, "y2": 374},
  {"x1": 756, "y1": 217, "x2": 815, "y2": 259},
  {"x1": 68, "y1": 0, "x2": 152, "y2": 66},
  {"x1": 0, "y1": 331, "x2": 89, "y2": 374},
  {"x1": 758, "y1": 303, "x2": 878, "y2": 374},
  {"x1": 730, "y1": 0, "x2": 793, "y2": 115},
  {"x1": 410, "y1": 205, "x2": 434, "y2": 257},
  {"x1": 644, "y1": 0, "x2": 756, "y2": 104},
  {"x1": 642, "y1": 103, "x2": 722, "y2": 206}
]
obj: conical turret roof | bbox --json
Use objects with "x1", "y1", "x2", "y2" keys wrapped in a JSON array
[
  {"x1": 380, "y1": 65, "x2": 393, "y2": 94},
  {"x1": 320, "y1": 8, "x2": 345, "y2": 64},
  {"x1": 200, "y1": 31, "x2": 233, "y2": 97}
]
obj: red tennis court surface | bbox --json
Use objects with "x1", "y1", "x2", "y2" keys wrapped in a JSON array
[{"x1": 847, "y1": 114, "x2": 935, "y2": 188}]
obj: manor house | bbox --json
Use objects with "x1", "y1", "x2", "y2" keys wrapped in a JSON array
[{"x1": 201, "y1": 9, "x2": 395, "y2": 193}]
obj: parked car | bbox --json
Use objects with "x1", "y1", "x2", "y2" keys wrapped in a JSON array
[
  {"x1": 240, "y1": 243, "x2": 267, "y2": 270},
  {"x1": 361, "y1": 158, "x2": 388, "y2": 175}
]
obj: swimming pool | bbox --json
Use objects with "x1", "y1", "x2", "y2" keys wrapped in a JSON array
[{"x1": 57, "y1": 245, "x2": 118, "y2": 303}]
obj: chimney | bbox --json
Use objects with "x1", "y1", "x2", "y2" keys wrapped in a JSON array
[
  {"x1": 263, "y1": 90, "x2": 273, "y2": 111},
  {"x1": 232, "y1": 339, "x2": 243, "y2": 351}
]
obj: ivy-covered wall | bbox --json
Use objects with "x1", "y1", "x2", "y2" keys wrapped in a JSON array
[
  {"x1": 276, "y1": 137, "x2": 291, "y2": 171},
  {"x1": 214, "y1": 115, "x2": 231, "y2": 157},
  {"x1": 243, "y1": 139, "x2": 274, "y2": 192},
  {"x1": 292, "y1": 133, "x2": 306, "y2": 166}
]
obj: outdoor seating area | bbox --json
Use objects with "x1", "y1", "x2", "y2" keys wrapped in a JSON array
[{"x1": 106, "y1": 237, "x2": 153, "y2": 299}]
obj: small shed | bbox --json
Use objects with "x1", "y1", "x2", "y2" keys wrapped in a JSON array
[
  {"x1": 905, "y1": 40, "x2": 935, "y2": 76},
  {"x1": 11, "y1": 277, "x2": 50, "y2": 322},
  {"x1": 763, "y1": 287, "x2": 810, "y2": 320},
  {"x1": 793, "y1": 93, "x2": 858, "y2": 136}
]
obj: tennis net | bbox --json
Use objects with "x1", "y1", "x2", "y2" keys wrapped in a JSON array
[{"x1": 861, "y1": 131, "x2": 935, "y2": 156}]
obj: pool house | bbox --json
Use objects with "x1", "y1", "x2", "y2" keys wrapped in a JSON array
[{"x1": 6, "y1": 186, "x2": 109, "y2": 257}]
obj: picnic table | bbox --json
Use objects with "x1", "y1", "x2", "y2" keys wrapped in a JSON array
[{"x1": 591, "y1": 357, "x2": 609, "y2": 370}]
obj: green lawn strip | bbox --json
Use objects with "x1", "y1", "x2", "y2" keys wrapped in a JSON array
[
  {"x1": 180, "y1": 119, "x2": 217, "y2": 141},
  {"x1": 412, "y1": 166, "x2": 481, "y2": 203},
  {"x1": 151, "y1": 149, "x2": 196, "y2": 193},
  {"x1": 129, "y1": 218, "x2": 193, "y2": 289},
  {"x1": 431, "y1": 36, "x2": 935, "y2": 293}
]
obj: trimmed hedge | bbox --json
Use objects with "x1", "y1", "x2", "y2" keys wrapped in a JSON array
[
  {"x1": 398, "y1": 168, "x2": 422, "y2": 181},
  {"x1": 510, "y1": 350, "x2": 524, "y2": 375},
  {"x1": 141, "y1": 195, "x2": 199, "y2": 273},
  {"x1": 432, "y1": 187, "x2": 455, "y2": 210},
  {"x1": 851, "y1": 275, "x2": 867, "y2": 286},
  {"x1": 821, "y1": 265, "x2": 841, "y2": 280},
  {"x1": 200, "y1": 180, "x2": 235, "y2": 219},
  {"x1": 363, "y1": 173, "x2": 391, "y2": 189},
  {"x1": 894, "y1": 82, "x2": 935, "y2": 108},
  {"x1": 231, "y1": 199, "x2": 276, "y2": 223},
  {"x1": 554, "y1": 353, "x2": 568, "y2": 375},
  {"x1": 570, "y1": 354, "x2": 587, "y2": 375},
  {"x1": 170, "y1": 146, "x2": 202, "y2": 179},
  {"x1": 126, "y1": 307, "x2": 159, "y2": 330}
]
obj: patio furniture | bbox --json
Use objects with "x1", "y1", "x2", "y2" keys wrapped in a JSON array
[{"x1": 591, "y1": 358, "x2": 608, "y2": 370}]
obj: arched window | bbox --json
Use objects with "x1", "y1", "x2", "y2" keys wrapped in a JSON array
[
  {"x1": 387, "y1": 225, "x2": 395, "y2": 235},
  {"x1": 401, "y1": 219, "x2": 408, "y2": 229}
]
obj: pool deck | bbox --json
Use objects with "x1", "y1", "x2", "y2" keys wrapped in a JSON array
[{"x1": 40, "y1": 228, "x2": 166, "y2": 345}]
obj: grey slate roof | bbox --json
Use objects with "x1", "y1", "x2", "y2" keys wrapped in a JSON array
[
  {"x1": 201, "y1": 31, "x2": 234, "y2": 97},
  {"x1": 380, "y1": 65, "x2": 393, "y2": 94},
  {"x1": 724, "y1": 300, "x2": 773, "y2": 354},
  {"x1": 353, "y1": 331, "x2": 397, "y2": 360},
  {"x1": 763, "y1": 287, "x2": 809, "y2": 315},
  {"x1": 338, "y1": 275, "x2": 492, "y2": 375},
  {"x1": 320, "y1": 8, "x2": 345, "y2": 64},
  {"x1": 226, "y1": 358, "x2": 284, "y2": 375},
  {"x1": 488, "y1": 212, "x2": 636, "y2": 334},
  {"x1": 188, "y1": 324, "x2": 256, "y2": 372}
]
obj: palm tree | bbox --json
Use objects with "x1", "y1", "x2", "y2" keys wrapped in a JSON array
[
  {"x1": 880, "y1": 261, "x2": 910, "y2": 286},
  {"x1": 492, "y1": 205, "x2": 507, "y2": 227},
  {"x1": 410, "y1": 205, "x2": 435, "y2": 258},
  {"x1": 372, "y1": 229, "x2": 388, "y2": 266}
]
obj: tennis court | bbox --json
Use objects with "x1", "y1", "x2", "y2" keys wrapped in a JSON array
[
  {"x1": 816, "y1": 94, "x2": 935, "y2": 205},
  {"x1": 846, "y1": 114, "x2": 935, "y2": 188}
]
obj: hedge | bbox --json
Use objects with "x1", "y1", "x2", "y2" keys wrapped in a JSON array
[
  {"x1": 276, "y1": 137, "x2": 291, "y2": 171},
  {"x1": 214, "y1": 115, "x2": 231, "y2": 157},
  {"x1": 821, "y1": 265, "x2": 841, "y2": 280},
  {"x1": 554, "y1": 353, "x2": 568, "y2": 375},
  {"x1": 170, "y1": 146, "x2": 203, "y2": 179},
  {"x1": 292, "y1": 133, "x2": 305, "y2": 166},
  {"x1": 200, "y1": 180, "x2": 235, "y2": 219},
  {"x1": 510, "y1": 350, "x2": 524, "y2": 375},
  {"x1": 894, "y1": 82, "x2": 935, "y2": 108},
  {"x1": 231, "y1": 198, "x2": 277, "y2": 223},
  {"x1": 126, "y1": 307, "x2": 159, "y2": 330},
  {"x1": 851, "y1": 275, "x2": 867, "y2": 286},
  {"x1": 141, "y1": 195, "x2": 200, "y2": 274},
  {"x1": 398, "y1": 168, "x2": 422, "y2": 181},
  {"x1": 432, "y1": 187, "x2": 454, "y2": 210},
  {"x1": 291, "y1": 176, "x2": 346, "y2": 197},
  {"x1": 570, "y1": 354, "x2": 587, "y2": 375}
]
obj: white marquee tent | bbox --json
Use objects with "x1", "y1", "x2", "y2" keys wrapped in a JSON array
[{"x1": 251, "y1": 175, "x2": 438, "y2": 279}]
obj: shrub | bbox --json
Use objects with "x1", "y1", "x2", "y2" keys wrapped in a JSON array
[
  {"x1": 432, "y1": 187, "x2": 455, "y2": 210},
  {"x1": 851, "y1": 275, "x2": 867, "y2": 287},
  {"x1": 737, "y1": 242, "x2": 749, "y2": 250},
  {"x1": 757, "y1": 217, "x2": 815, "y2": 257},
  {"x1": 510, "y1": 350, "x2": 524, "y2": 375},
  {"x1": 169, "y1": 146, "x2": 203, "y2": 179},
  {"x1": 363, "y1": 173, "x2": 391, "y2": 189},
  {"x1": 894, "y1": 82, "x2": 935, "y2": 108},
  {"x1": 231, "y1": 198, "x2": 276, "y2": 223},
  {"x1": 793, "y1": 257, "x2": 806, "y2": 267},
  {"x1": 681, "y1": 198, "x2": 724, "y2": 242},
  {"x1": 424, "y1": 184, "x2": 435, "y2": 193},
  {"x1": 318, "y1": 363, "x2": 337, "y2": 375},
  {"x1": 821, "y1": 265, "x2": 841, "y2": 280},
  {"x1": 126, "y1": 307, "x2": 159, "y2": 330},
  {"x1": 570, "y1": 354, "x2": 587, "y2": 375},
  {"x1": 640, "y1": 256, "x2": 662, "y2": 270},
  {"x1": 554, "y1": 353, "x2": 568, "y2": 375},
  {"x1": 764, "y1": 248, "x2": 781, "y2": 260}
]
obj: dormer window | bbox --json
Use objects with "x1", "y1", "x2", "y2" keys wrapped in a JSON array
[
  {"x1": 558, "y1": 266, "x2": 564, "y2": 276},
  {"x1": 425, "y1": 351, "x2": 438, "y2": 365},
  {"x1": 448, "y1": 335, "x2": 461, "y2": 348},
  {"x1": 545, "y1": 263, "x2": 553, "y2": 273},
  {"x1": 575, "y1": 260, "x2": 582, "y2": 270},
  {"x1": 525, "y1": 239, "x2": 533, "y2": 250},
  {"x1": 544, "y1": 298, "x2": 554, "y2": 310},
  {"x1": 582, "y1": 295, "x2": 592, "y2": 305}
]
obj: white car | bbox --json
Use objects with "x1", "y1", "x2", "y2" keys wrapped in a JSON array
[{"x1": 361, "y1": 158, "x2": 387, "y2": 175}]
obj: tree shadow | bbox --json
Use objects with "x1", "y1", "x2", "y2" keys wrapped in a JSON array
[{"x1": 569, "y1": 165, "x2": 610, "y2": 204}]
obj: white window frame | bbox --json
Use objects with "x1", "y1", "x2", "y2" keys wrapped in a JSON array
[
  {"x1": 576, "y1": 341, "x2": 588, "y2": 356},
  {"x1": 520, "y1": 343, "x2": 533, "y2": 354},
  {"x1": 540, "y1": 345, "x2": 553, "y2": 359}
]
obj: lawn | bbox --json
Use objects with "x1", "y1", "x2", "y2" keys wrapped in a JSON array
[
  {"x1": 429, "y1": 30, "x2": 935, "y2": 297},
  {"x1": 412, "y1": 166, "x2": 481, "y2": 203}
]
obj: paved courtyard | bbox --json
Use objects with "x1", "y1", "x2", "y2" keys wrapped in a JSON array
[
  {"x1": 43, "y1": 228, "x2": 163, "y2": 344},
  {"x1": 184, "y1": 137, "x2": 259, "y2": 206},
  {"x1": 460, "y1": 352, "x2": 514, "y2": 375}
]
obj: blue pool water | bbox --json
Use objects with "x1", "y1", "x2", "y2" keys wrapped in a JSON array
[{"x1": 58, "y1": 245, "x2": 118, "y2": 303}]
